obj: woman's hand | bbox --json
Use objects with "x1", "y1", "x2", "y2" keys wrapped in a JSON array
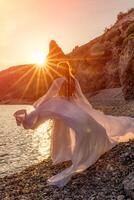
[
  {"x1": 16, "y1": 118, "x2": 21, "y2": 126},
  {"x1": 13, "y1": 109, "x2": 27, "y2": 126}
]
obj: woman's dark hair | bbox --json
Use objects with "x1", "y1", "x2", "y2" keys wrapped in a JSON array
[
  {"x1": 57, "y1": 61, "x2": 73, "y2": 77},
  {"x1": 57, "y1": 62, "x2": 75, "y2": 99}
]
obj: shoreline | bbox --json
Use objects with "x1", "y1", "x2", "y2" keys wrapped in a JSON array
[{"x1": 0, "y1": 100, "x2": 33, "y2": 105}]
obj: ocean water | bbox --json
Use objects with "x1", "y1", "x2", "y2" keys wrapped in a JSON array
[{"x1": 0, "y1": 105, "x2": 52, "y2": 178}]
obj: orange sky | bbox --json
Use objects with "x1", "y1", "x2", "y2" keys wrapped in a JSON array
[{"x1": 0, "y1": 0, "x2": 134, "y2": 69}]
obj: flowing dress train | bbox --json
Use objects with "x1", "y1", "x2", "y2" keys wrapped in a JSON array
[{"x1": 14, "y1": 77, "x2": 134, "y2": 187}]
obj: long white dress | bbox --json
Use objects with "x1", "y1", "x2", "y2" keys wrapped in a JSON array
[{"x1": 14, "y1": 77, "x2": 134, "y2": 187}]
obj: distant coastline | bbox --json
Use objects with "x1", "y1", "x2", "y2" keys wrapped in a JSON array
[{"x1": 0, "y1": 99, "x2": 33, "y2": 105}]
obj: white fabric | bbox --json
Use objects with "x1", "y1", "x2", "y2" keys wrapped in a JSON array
[{"x1": 14, "y1": 77, "x2": 134, "y2": 187}]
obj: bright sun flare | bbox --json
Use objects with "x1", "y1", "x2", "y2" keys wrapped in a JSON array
[{"x1": 35, "y1": 51, "x2": 46, "y2": 65}]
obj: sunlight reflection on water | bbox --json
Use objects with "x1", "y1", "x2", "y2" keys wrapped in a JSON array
[
  {"x1": 0, "y1": 105, "x2": 52, "y2": 178},
  {"x1": 32, "y1": 120, "x2": 53, "y2": 160}
]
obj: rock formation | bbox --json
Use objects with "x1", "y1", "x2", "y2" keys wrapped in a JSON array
[
  {"x1": 47, "y1": 40, "x2": 66, "y2": 67},
  {"x1": 47, "y1": 40, "x2": 74, "y2": 78},
  {"x1": 67, "y1": 8, "x2": 134, "y2": 98}
]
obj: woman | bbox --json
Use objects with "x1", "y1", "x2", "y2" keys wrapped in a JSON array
[{"x1": 14, "y1": 62, "x2": 134, "y2": 187}]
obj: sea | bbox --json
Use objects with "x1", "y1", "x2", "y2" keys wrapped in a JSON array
[{"x1": 0, "y1": 105, "x2": 52, "y2": 178}]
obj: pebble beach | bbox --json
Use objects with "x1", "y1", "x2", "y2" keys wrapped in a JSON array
[{"x1": 0, "y1": 89, "x2": 134, "y2": 200}]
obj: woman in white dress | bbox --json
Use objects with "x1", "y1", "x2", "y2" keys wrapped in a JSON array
[{"x1": 14, "y1": 62, "x2": 134, "y2": 187}]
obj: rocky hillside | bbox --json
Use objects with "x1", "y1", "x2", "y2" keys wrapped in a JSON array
[
  {"x1": 0, "y1": 64, "x2": 47, "y2": 103},
  {"x1": 67, "y1": 8, "x2": 134, "y2": 100},
  {"x1": 1, "y1": 8, "x2": 134, "y2": 102}
]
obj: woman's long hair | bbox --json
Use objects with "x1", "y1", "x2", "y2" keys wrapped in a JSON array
[{"x1": 57, "y1": 61, "x2": 75, "y2": 99}]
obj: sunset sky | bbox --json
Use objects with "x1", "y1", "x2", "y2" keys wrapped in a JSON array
[{"x1": 0, "y1": 0, "x2": 134, "y2": 69}]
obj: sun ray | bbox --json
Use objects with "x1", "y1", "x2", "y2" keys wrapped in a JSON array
[
  {"x1": 66, "y1": 57, "x2": 100, "y2": 61},
  {"x1": 45, "y1": 63, "x2": 64, "y2": 89},
  {"x1": 45, "y1": 64, "x2": 54, "y2": 82},
  {"x1": 47, "y1": 50, "x2": 65, "y2": 60},
  {"x1": 46, "y1": 61, "x2": 62, "y2": 77},
  {"x1": 39, "y1": 68, "x2": 44, "y2": 94},
  {"x1": 12, "y1": 66, "x2": 35, "y2": 88},
  {"x1": 41, "y1": 68, "x2": 49, "y2": 91},
  {"x1": 10, "y1": 54, "x2": 99, "y2": 103},
  {"x1": 20, "y1": 66, "x2": 38, "y2": 101},
  {"x1": 35, "y1": 67, "x2": 41, "y2": 98},
  {"x1": 11, "y1": 65, "x2": 32, "y2": 73},
  {"x1": 1, "y1": 66, "x2": 35, "y2": 100},
  {"x1": 48, "y1": 57, "x2": 99, "y2": 63}
]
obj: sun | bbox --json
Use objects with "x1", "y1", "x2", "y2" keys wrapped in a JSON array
[
  {"x1": 35, "y1": 51, "x2": 47, "y2": 66},
  {"x1": 31, "y1": 50, "x2": 49, "y2": 68}
]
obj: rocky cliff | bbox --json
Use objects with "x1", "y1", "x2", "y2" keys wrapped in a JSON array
[{"x1": 67, "y1": 8, "x2": 134, "y2": 99}]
